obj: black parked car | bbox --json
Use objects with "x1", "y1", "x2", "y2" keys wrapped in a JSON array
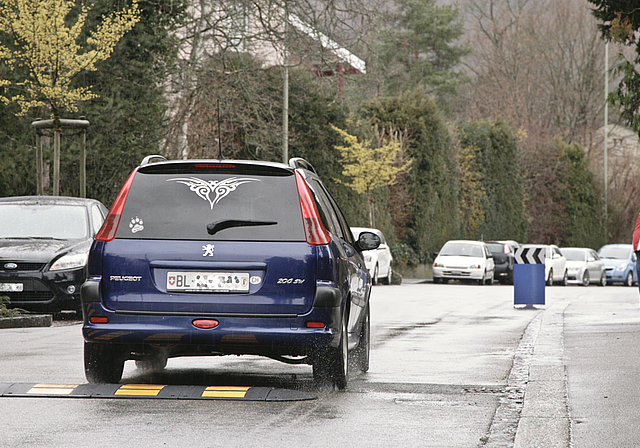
[
  {"x1": 485, "y1": 241, "x2": 515, "y2": 284},
  {"x1": 0, "y1": 196, "x2": 108, "y2": 314}
]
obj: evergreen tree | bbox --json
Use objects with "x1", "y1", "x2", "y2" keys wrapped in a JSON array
[
  {"x1": 361, "y1": 89, "x2": 462, "y2": 259},
  {"x1": 457, "y1": 120, "x2": 528, "y2": 242}
]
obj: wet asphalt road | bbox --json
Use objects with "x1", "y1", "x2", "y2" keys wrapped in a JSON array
[{"x1": 1, "y1": 282, "x2": 639, "y2": 447}]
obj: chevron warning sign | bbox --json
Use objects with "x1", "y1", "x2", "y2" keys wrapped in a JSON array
[{"x1": 515, "y1": 246, "x2": 546, "y2": 264}]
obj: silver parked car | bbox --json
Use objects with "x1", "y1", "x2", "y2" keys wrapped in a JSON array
[{"x1": 560, "y1": 247, "x2": 607, "y2": 286}]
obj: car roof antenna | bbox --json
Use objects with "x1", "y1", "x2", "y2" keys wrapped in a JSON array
[{"x1": 217, "y1": 99, "x2": 224, "y2": 160}]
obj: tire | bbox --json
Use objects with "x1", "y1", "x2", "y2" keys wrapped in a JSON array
[
  {"x1": 372, "y1": 265, "x2": 379, "y2": 286},
  {"x1": 581, "y1": 271, "x2": 590, "y2": 287},
  {"x1": 84, "y1": 342, "x2": 125, "y2": 384},
  {"x1": 313, "y1": 317, "x2": 348, "y2": 390},
  {"x1": 599, "y1": 272, "x2": 607, "y2": 286},
  {"x1": 546, "y1": 269, "x2": 553, "y2": 286},
  {"x1": 561, "y1": 270, "x2": 568, "y2": 286},
  {"x1": 485, "y1": 272, "x2": 493, "y2": 285},
  {"x1": 381, "y1": 266, "x2": 392, "y2": 285},
  {"x1": 625, "y1": 271, "x2": 633, "y2": 287},
  {"x1": 354, "y1": 304, "x2": 370, "y2": 373}
]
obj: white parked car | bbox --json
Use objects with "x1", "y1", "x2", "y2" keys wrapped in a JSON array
[
  {"x1": 432, "y1": 240, "x2": 495, "y2": 285},
  {"x1": 351, "y1": 227, "x2": 394, "y2": 285},
  {"x1": 520, "y1": 244, "x2": 568, "y2": 286},
  {"x1": 560, "y1": 247, "x2": 606, "y2": 286}
]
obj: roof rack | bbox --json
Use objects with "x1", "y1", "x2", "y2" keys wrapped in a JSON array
[
  {"x1": 288, "y1": 157, "x2": 317, "y2": 174},
  {"x1": 140, "y1": 155, "x2": 168, "y2": 166}
]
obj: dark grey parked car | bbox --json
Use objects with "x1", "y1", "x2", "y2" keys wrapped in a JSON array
[
  {"x1": 0, "y1": 196, "x2": 108, "y2": 313},
  {"x1": 485, "y1": 241, "x2": 515, "y2": 284}
]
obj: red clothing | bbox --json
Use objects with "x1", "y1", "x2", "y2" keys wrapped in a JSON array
[{"x1": 634, "y1": 213, "x2": 640, "y2": 251}]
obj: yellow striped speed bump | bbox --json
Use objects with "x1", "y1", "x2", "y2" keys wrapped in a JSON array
[
  {"x1": 115, "y1": 384, "x2": 166, "y2": 397},
  {"x1": 0, "y1": 382, "x2": 316, "y2": 401},
  {"x1": 27, "y1": 384, "x2": 79, "y2": 395},
  {"x1": 202, "y1": 386, "x2": 250, "y2": 398}
]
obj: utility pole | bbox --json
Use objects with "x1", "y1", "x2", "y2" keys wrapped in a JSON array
[{"x1": 604, "y1": 42, "x2": 609, "y2": 244}]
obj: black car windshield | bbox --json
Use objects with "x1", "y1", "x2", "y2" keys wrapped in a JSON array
[
  {"x1": 440, "y1": 242, "x2": 484, "y2": 257},
  {"x1": 0, "y1": 204, "x2": 89, "y2": 239},
  {"x1": 598, "y1": 246, "x2": 630, "y2": 259},
  {"x1": 485, "y1": 243, "x2": 506, "y2": 254},
  {"x1": 562, "y1": 249, "x2": 586, "y2": 261}
]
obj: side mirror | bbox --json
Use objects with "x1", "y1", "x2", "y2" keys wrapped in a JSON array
[{"x1": 357, "y1": 231, "x2": 381, "y2": 251}]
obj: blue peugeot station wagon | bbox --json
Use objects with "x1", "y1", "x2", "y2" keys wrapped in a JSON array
[{"x1": 82, "y1": 156, "x2": 380, "y2": 389}]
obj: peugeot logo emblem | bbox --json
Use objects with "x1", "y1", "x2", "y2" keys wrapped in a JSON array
[{"x1": 4, "y1": 263, "x2": 18, "y2": 270}]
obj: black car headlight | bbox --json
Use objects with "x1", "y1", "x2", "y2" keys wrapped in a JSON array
[{"x1": 50, "y1": 253, "x2": 88, "y2": 271}]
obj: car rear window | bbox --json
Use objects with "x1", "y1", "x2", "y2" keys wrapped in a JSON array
[{"x1": 117, "y1": 171, "x2": 306, "y2": 241}]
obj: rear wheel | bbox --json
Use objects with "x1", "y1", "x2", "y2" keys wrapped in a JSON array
[
  {"x1": 381, "y1": 266, "x2": 392, "y2": 285},
  {"x1": 581, "y1": 271, "x2": 590, "y2": 286},
  {"x1": 599, "y1": 272, "x2": 607, "y2": 286},
  {"x1": 313, "y1": 317, "x2": 348, "y2": 390},
  {"x1": 546, "y1": 269, "x2": 553, "y2": 286},
  {"x1": 371, "y1": 265, "x2": 379, "y2": 285},
  {"x1": 561, "y1": 270, "x2": 568, "y2": 286},
  {"x1": 84, "y1": 342, "x2": 125, "y2": 384}
]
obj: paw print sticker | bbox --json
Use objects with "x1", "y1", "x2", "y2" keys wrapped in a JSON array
[{"x1": 129, "y1": 216, "x2": 144, "y2": 234}]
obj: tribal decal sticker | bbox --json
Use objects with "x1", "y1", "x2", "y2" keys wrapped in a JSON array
[{"x1": 167, "y1": 176, "x2": 259, "y2": 210}]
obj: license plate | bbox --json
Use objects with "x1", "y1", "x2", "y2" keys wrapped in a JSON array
[
  {"x1": 167, "y1": 272, "x2": 250, "y2": 292},
  {"x1": 0, "y1": 283, "x2": 23, "y2": 292}
]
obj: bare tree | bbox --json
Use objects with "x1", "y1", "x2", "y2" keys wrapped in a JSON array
[
  {"x1": 457, "y1": 0, "x2": 605, "y2": 146},
  {"x1": 162, "y1": 0, "x2": 386, "y2": 160}
]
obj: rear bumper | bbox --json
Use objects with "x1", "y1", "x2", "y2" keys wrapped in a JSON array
[{"x1": 82, "y1": 302, "x2": 342, "y2": 358}]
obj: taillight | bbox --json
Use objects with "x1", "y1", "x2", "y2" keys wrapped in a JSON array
[
  {"x1": 95, "y1": 168, "x2": 138, "y2": 242},
  {"x1": 193, "y1": 164, "x2": 237, "y2": 170},
  {"x1": 193, "y1": 319, "x2": 219, "y2": 329},
  {"x1": 90, "y1": 316, "x2": 109, "y2": 324},
  {"x1": 294, "y1": 171, "x2": 331, "y2": 245}
]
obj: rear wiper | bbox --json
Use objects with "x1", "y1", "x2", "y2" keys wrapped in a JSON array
[{"x1": 207, "y1": 219, "x2": 277, "y2": 236}]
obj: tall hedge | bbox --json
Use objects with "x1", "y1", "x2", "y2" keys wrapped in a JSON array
[
  {"x1": 456, "y1": 120, "x2": 528, "y2": 242},
  {"x1": 360, "y1": 90, "x2": 462, "y2": 259}
]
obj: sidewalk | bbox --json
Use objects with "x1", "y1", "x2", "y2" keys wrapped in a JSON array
[{"x1": 514, "y1": 299, "x2": 571, "y2": 448}]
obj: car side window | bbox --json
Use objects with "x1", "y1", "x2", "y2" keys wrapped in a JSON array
[
  {"x1": 305, "y1": 178, "x2": 342, "y2": 238},
  {"x1": 320, "y1": 184, "x2": 356, "y2": 246},
  {"x1": 91, "y1": 205, "x2": 105, "y2": 235}
]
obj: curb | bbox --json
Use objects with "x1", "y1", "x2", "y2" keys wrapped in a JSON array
[{"x1": 0, "y1": 314, "x2": 53, "y2": 329}]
